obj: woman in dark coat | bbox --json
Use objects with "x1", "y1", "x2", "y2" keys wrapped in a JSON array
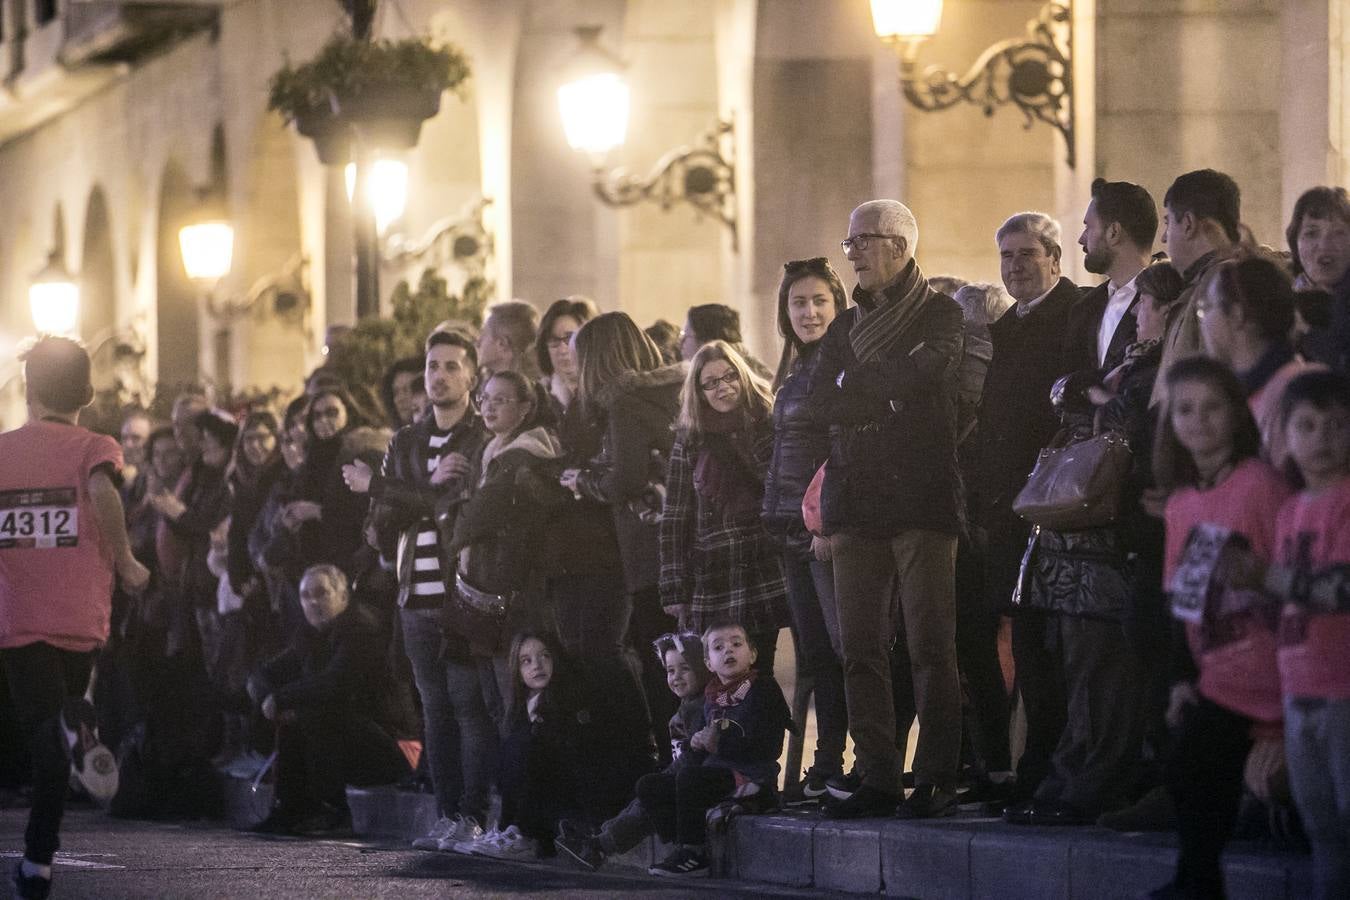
[
  {"x1": 659, "y1": 341, "x2": 788, "y2": 669},
  {"x1": 762, "y1": 257, "x2": 849, "y2": 801},
  {"x1": 561, "y1": 312, "x2": 685, "y2": 758}
]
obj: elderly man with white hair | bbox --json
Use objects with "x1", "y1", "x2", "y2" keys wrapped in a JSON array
[
  {"x1": 807, "y1": 199, "x2": 966, "y2": 819},
  {"x1": 971, "y1": 211, "x2": 1084, "y2": 817}
]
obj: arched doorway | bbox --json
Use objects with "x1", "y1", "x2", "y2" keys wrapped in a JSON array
[{"x1": 156, "y1": 161, "x2": 201, "y2": 390}]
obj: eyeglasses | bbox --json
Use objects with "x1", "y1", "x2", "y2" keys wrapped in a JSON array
[
  {"x1": 699, "y1": 371, "x2": 740, "y2": 392},
  {"x1": 546, "y1": 332, "x2": 576, "y2": 349},
  {"x1": 840, "y1": 233, "x2": 899, "y2": 254}
]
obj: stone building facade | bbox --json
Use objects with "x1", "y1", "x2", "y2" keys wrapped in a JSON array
[{"x1": 0, "y1": 0, "x2": 1344, "y2": 424}]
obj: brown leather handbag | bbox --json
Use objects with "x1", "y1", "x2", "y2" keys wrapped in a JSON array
[{"x1": 1013, "y1": 431, "x2": 1132, "y2": 530}]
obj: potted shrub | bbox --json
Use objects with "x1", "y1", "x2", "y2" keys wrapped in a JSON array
[{"x1": 268, "y1": 35, "x2": 471, "y2": 163}]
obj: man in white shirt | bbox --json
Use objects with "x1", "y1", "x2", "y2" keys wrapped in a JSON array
[{"x1": 1070, "y1": 178, "x2": 1159, "y2": 374}]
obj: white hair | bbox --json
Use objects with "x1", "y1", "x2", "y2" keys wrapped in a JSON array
[
  {"x1": 953, "y1": 282, "x2": 1014, "y2": 326},
  {"x1": 854, "y1": 199, "x2": 919, "y2": 260},
  {"x1": 996, "y1": 211, "x2": 1062, "y2": 261}
]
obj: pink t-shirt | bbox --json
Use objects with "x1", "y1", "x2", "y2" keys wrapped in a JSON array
[
  {"x1": 1274, "y1": 477, "x2": 1350, "y2": 700},
  {"x1": 1249, "y1": 357, "x2": 1324, "y2": 470},
  {"x1": 0, "y1": 420, "x2": 122, "y2": 652},
  {"x1": 1164, "y1": 457, "x2": 1292, "y2": 722}
]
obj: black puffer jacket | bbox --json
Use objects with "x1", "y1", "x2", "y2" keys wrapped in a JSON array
[
  {"x1": 574, "y1": 363, "x2": 685, "y2": 594},
  {"x1": 762, "y1": 342, "x2": 830, "y2": 555}
]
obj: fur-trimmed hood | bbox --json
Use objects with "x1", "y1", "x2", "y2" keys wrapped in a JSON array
[{"x1": 595, "y1": 362, "x2": 687, "y2": 411}]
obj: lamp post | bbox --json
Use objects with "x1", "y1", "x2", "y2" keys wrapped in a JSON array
[
  {"x1": 29, "y1": 251, "x2": 80, "y2": 335},
  {"x1": 557, "y1": 26, "x2": 738, "y2": 250},
  {"x1": 870, "y1": 0, "x2": 1075, "y2": 168}
]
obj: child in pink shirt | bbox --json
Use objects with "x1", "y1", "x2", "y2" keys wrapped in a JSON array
[
  {"x1": 1269, "y1": 370, "x2": 1350, "y2": 900},
  {"x1": 1151, "y1": 357, "x2": 1292, "y2": 900}
]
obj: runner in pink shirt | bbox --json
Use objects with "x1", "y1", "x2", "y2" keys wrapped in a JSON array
[{"x1": 1, "y1": 336, "x2": 148, "y2": 900}]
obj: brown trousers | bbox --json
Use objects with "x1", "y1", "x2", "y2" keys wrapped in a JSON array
[{"x1": 830, "y1": 529, "x2": 961, "y2": 792}]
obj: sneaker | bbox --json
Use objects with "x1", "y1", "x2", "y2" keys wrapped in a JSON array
[
  {"x1": 554, "y1": 820, "x2": 606, "y2": 872},
  {"x1": 825, "y1": 769, "x2": 862, "y2": 801},
  {"x1": 648, "y1": 846, "x2": 708, "y2": 877},
  {"x1": 436, "y1": 814, "x2": 484, "y2": 852},
  {"x1": 61, "y1": 698, "x2": 118, "y2": 803},
  {"x1": 454, "y1": 826, "x2": 498, "y2": 855},
  {"x1": 895, "y1": 784, "x2": 958, "y2": 820},
  {"x1": 11, "y1": 861, "x2": 51, "y2": 900},
  {"x1": 412, "y1": 816, "x2": 456, "y2": 850},
  {"x1": 782, "y1": 770, "x2": 832, "y2": 806},
  {"x1": 474, "y1": 825, "x2": 536, "y2": 860},
  {"x1": 822, "y1": 784, "x2": 899, "y2": 819}
]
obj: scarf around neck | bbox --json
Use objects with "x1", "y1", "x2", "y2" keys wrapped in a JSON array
[{"x1": 849, "y1": 258, "x2": 930, "y2": 363}]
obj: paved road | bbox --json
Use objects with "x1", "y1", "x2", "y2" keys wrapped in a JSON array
[{"x1": 2, "y1": 807, "x2": 822, "y2": 899}]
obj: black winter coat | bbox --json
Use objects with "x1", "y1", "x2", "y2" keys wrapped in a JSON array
[
  {"x1": 574, "y1": 364, "x2": 685, "y2": 594},
  {"x1": 762, "y1": 342, "x2": 830, "y2": 555},
  {"x1": 806, "y1": 271, "x2": 965, "y2": 538},
  {"x1": 539, "y1": 400, "x2": 622, "y2": 579}
]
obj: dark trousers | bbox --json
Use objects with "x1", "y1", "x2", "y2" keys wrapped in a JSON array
[
  {"x1": 0, "y1": 642, "x2": 96, "y2": 865},
  {"x1": 781, "y1": 551, "x2": 847, "y2": 776},
  {"x1": 1164, "y1": 697, "x2": 1253, "y2": 900},
  {"x1": 275, "y1": 707, "x2": 410, "y2": 813},
  {"x1": 628, "y1": 587, "x2": 678, "y2": 766},
  {"x1": 636, "y1": 766, "x2": 736, "y2": 846},
  {"x1": 1011, "y1": 608, "x2": 1067, "y2": 793},
  {"x1": 1033, "y1": 615, "x2": 1143, "y2": 814}
]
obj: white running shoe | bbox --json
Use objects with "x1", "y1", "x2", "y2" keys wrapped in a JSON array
[
  {"x1": 412, "y1": 816, "x2": 455, "y2": 851},
  {"x1": 473, "y1": 825, "x2": 536, "y2": 861},
  {"x1": 436, "y1": 814, "x2": 484, "y2": 852},
  {"x1": 453, "y1": 826, "x2": 498, "y2": 855},
  {"x1": 62, "y1": 698, "x2": 118, "y2": 803}
]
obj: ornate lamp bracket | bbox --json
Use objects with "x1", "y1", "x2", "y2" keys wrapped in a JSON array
[
  {"x1": 591, "y1": 117, "x2": 738, "y2": 251},
  {"x1": 895, "y1": 2, "x2": 1074, "y2": 168}
]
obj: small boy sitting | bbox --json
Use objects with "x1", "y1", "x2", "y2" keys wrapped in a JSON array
[
  {"x1": 554, "y1": 632, "x2": 709, "y2": 870},
  {"x1": 635, "y1": 621, "x2": 792, "y2": 878}
]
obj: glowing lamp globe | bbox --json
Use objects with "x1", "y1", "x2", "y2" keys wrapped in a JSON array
[
  {"x1": 178, "y1": 221, "x2": 235, "y2": 282},
  {"x1": 870, "y1": 0, "x2": 943, "y2": 41}
]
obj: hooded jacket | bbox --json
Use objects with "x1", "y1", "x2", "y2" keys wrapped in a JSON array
[{"x1": 574, "y1": 363, "x2": 686, "y2": 594}]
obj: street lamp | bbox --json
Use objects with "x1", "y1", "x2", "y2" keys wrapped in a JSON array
[
  {"x1": 29, "y1": 251, "x2": 80, "y2": 335},
  {"x1": 870, "y1": 0, "x2": 1075, "y2": 167},
  {"x1": 557, "y1": 26, "x2": 738, "y2": 250},
  {"x1": 345, "y1": 158, "x2": 409, "y2": 235},
  {"x1": 178, "y1": 220, "x2": 235, "y2": 283}
]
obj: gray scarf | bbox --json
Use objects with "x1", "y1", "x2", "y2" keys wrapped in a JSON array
[{"x1": 849, "y1": 259, "x2": 930, "y2": 363}]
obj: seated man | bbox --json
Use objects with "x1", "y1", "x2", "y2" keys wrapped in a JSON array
[{"x1": 248, "y1": 564, "x2": 410, "y2": 834}]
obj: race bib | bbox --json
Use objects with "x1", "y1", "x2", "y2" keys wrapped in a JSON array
[{"x1": 0, "y1": 487, "x2": 79, "y2": 549}]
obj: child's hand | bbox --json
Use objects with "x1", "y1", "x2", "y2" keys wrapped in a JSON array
[
  {"x1": 1244, "y1": 737, "x2": 1286, "y2": 802},
  {"x1": 691, "y1": 723, "x2": 719, "y2": 753}
]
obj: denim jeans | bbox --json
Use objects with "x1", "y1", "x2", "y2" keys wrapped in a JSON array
[
  {"x1": 781, "y1": 550, "x2": 847, "y2": 776},
  {"x1": 399, "y1": 608, "x2": 497, "y2": 822},
  {"x1": 1284, "y1": 696, "x2": 1350, "y2": 900}
]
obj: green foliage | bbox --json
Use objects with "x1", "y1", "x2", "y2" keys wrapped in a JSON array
[
  {"x1": 268, "y1": 35, "x2": 472, "y2": 123},
  {"x1": 324, "y1": 269, "x2": 490, "y2": 397}
]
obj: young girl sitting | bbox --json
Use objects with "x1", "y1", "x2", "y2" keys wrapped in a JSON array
[
  {"x1": 1268, "y1": 371, "x2": 1350, "y2": 900},
  {"x1": 658, "y1": 341, "x2": 788, "y2": 668},
  {"x1": 636, "y1": 621, "x2": 791, "y2": 878},
  {"x1": 1149, "y1": 357, "x2": 1293, "y2": 900},
  {"x1": 554, "y1": 632, "x2": 709, "y2": 871}
]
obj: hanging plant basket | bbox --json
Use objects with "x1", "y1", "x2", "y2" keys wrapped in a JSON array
[
  {"x1": 337, "y1": 86, "x2": 442, "y2": 152},
  {"x1": 268, "y1": 35, "x2": 470, "y2": 164}
]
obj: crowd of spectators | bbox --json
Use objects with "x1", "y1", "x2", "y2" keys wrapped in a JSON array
[{"x1": 2, "y1": 170, "x2": 1348, "y2": 896}]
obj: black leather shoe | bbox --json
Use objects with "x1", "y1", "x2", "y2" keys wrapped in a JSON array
[
  {"x1": 1000, "y1": 800, "x2": 1037, "y2": 824},
  {"x1": 895, "y1": 784, "x2": 959, "y2": 820},
  {"x1": 1006, "y1": 799, "x2": 1094, "y2": 827},
  {"x1": 822, "y1": 784, "x2": 899, "y2": 819}
]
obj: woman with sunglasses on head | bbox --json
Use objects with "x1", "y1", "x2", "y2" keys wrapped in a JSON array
[
  {"x1": 659, "y1": 341, "x2": 789, "y2": 671},
  {"x1": 762, "y1": 258, "x2": 850, "y2": 804}
]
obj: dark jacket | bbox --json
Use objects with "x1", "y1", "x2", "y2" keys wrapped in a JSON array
[
  {"x1": 761, "y1": 342, "x2": 831, "y2": 555},
  {"x1": 256, "y1": 603, "x2": 397, "y2": 725},
  {"x1": 445, "y1": 427, "x2": 567, "y2": 625},
  {"x1": 227, "y1": 459, "x2": 285, "y2": 596},
  {"x1": 368, "y1": 413, "x2": 485, "y2": 609},
  {"x1": 286, "y1": 430, "x2": 370, "y2": 580},
  {"x1": 702, "y1": 671, "x2": 793, "y2": 786},
  {"x1": 574, "y1": 363, "x2": 685, "y2": 594},
  {"x1": 658, "y1": 416, "x2": 788, "y2": 636},
  {"x1": 540, "y1": 400, "x2": 623, "y2": 579},
  {"x1": 806, "y1": 267, "x2": 965, "y2": 538},
  {"x1": 165, "y1": 459, "x2": 231, "y2": 609},
  {"x1": 1063, "y1": 280, "x2": 1140, "y2": 377}
]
